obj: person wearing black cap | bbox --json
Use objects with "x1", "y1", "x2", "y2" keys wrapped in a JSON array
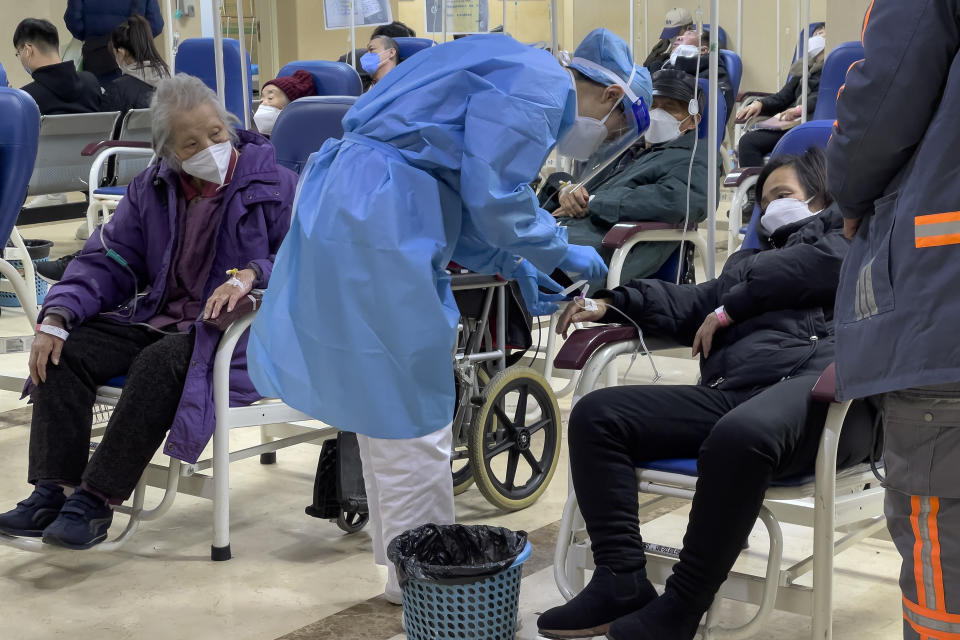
[{"x1": 550, "y1": 69, "x2": 710, "y2": 292}]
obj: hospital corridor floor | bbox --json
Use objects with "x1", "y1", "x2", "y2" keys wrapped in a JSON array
[{"x1": 0, "y1": 221, "x2": 904, "y2": 640}]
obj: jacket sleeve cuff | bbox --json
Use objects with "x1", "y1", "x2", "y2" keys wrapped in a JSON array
[
  {"x1": 595, "y1": 288, "x2": 628, "y2": 323},
  {"x1": 719, "y1": 286, "x2": 753, "y2": 322},
  {"x1": 246, "y1": 260, "x2": 269, "y2": 289},
  {"x1": 40, "y1": 307, "x2": 76, "y2": 331}
]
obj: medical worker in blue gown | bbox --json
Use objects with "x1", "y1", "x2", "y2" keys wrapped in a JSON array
[{"x1": 247, "y1": 28, "x2": 652, "y2": 601}]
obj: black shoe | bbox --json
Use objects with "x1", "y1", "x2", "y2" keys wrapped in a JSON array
[
  {"x1": 608, "y1": 591, "x2": 702, "y2": 640},
  {"x1": 41, "y1": 489, "x2": 113, "y2": 550},
  {"x1": 537, "y1": 566, "x2": 658, "y2": 639},
  {"x1": 0, "y1": 482, "x2": 66, "y2": 537},
  {"x1": 37, "y1": 251, "x2": 80, "y2": 284}
]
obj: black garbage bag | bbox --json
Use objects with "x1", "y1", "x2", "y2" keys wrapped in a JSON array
[{"x1": 387, "y1": 524, "x2": 528, "y2": 587}]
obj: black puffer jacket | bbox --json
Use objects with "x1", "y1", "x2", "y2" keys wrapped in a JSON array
[{"x1": 599, "y1": 205, "x2": 849, "y2": 391}]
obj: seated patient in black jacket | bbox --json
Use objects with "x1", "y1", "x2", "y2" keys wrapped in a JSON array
[
  {"x1": 537, "y1": 147, "x2": 877, "y2": 640},
  {"x1": 102, "y1": 15, "x2": 170, "y2": 113},
  {"x1": 13, "y1": 18, "x2": 101, "y2": 115}
]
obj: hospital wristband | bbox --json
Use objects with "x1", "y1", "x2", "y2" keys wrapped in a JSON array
[
  {"x1": 36, "y1": 323, "x2": 69, "y2": 341},
  {"x1": 714, "y1": 306, "x2": 733, "y2": 327}
]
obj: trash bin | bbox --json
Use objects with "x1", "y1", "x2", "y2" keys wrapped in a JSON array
[
  {"x1": 388, "y1": 524, "x2": 531, "y2": 640},
  {"x1": 0, "y1": 239, "x2": 53, "y2": 307}
]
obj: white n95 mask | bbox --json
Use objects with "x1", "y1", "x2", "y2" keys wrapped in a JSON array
[
  {"x1": 761, "y1": 196, "x2": 821, "y2": 234},
  {"x1": 645, "y1": 108, "x2": 687, "y2": 145},
  {"x1": 669, "y1": 44, "x2": 700, "y2": 67},
  {"x1": 253, "y1": 104, "x2": 281, "y2": 135},
  {"x1": 181, "y1": 140, "x2": 233, "y2": 185}
]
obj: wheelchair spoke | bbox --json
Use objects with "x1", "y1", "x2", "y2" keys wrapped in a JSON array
[
  {"x1": 505, "y1": 449, "x2": 520, "y2": 490},
  {"x1": 526, "y1": 417, "x2": 551, "y2": 435},
  {"x1": 485, "y1": 436, "x2": 516, "y2": 460},
  {"x1": 513, "y1": 389, "x2": 528, "y2": 425},
  {"x1": 493, "y1": 404, "x2": 517, "y2": 433},
  {"x1": 521, "y1": 448, "x2": 543, "y2": 476}
]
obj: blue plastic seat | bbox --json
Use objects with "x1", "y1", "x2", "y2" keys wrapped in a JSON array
[
  {"x1": 271, "y1": 96, "x2": 357, "y2": 174},
  {"x1": 92, "y1": 185, "x2": 128, "y2": 197},
  {"x1": 720, "y1": 50, "x2": 743, "y2": 100},
  {"x1": 639, "y1": 458, "x2": 816, "y2": 487},
  {"x1": 106, "y1": 376, "x2": 127, "y2": 388},
  {"x1": 395, "y1": 37, "x2": 435, "y2": 61},
  {"x1": 175, "y1": 38, "x2": 253, "y2": 123},
  {"x1": 276, "y1": 61, "x2": 362, "y2": 97},
  {"x1": 703, "y1": 25, "x2": 729, "y2": 50},
  {"x1": 697, "y1": 78, "x2": 727, "y2": 147},
  {"x1": 0, "y1": 62, "x2": 7, "y2": 90},
  {"x1": 812, "y1": 42, "x2": 864, "y2": 121},
  {"x1": 0, "y1": 88, "x2": 40, "y2": 235}
]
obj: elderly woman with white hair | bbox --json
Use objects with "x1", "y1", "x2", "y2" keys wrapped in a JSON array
[{"x1": 0, "y1": 74, "x2": 296, "y2": 550}]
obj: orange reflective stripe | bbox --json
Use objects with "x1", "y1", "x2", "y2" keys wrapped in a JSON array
[
  {"x1": 916, "y1": 212, "x2": 960, "y2": 226},
  {"x1": 913, "y1": 496, "x2": 929, "y2": 608},
  {"x1": 904, "y1": 596, "x2": 960, "y2": 625},
  {"x1": 905, "y1": 616, "x2": 960, "y2": 640},
  {"x1": 862, "y1": 0, "x2": 875, "y2": 42},
  {"x1": 917, "y1": 234, "x2": 960, "y2": 249},
  {"x1": 929, "y1": 498, "x2": 947, "y2": 612}
]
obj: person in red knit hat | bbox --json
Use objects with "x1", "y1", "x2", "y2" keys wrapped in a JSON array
[{"x1": 253, "y1": 69, "x2": 317, "y2": 136}]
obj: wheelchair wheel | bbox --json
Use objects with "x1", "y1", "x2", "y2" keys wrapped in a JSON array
[
  {"x1": 468, "y1": 366, "x2": 562, "y2": 511},
  {"x1": 450, "y1": 368, "x2": 489, "y2": 495},
  {"x1": 336, "y1": 509, "x2": 369, "y2": 534}
]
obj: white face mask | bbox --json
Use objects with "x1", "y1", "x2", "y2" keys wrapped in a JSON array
[
  {"x1": 645, "y1": 108, "x2": 689, "y2": 145},
  {"x1": 807, "y1": 35, "x2": 826, "y2": 59},
  {"x1": 253, "y1": 104, "x2": 281, "y2": 135},
  {"x1": 180, "y1": 140, "x2": 233, "y2": 185},
  {"x1": 669, "y1": 44, "x2": 700, "y2": 67},
  {"x1": 761, "y1": 196, "x2": 821, "y2": 234},
  {"x1": 558, "y1": 101, "x2": 619, "y2": 161}
]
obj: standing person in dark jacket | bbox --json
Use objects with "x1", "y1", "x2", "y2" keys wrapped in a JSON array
[
  {"x1": 102, "y1": 15, "x2": 170, "y2": 113},
  {"x1": 736, "y1": 24, "x2": 825, "y2": 167},
  {"x1": 828, "y1": 3, "x2": 960, "y2": 638},
  {"x1": 64, "y1": 0, "x2": 163, "y2": 86},
  {"x1": 13, "y1": 18, "x2": 101, "y2": 115},
  {"x1": 537, "y1": 148, "x2": 876, "y2": 640}
]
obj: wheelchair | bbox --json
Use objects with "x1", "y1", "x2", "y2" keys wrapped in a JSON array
[{"x1": 448, "y1": 269, "x2": 563, "y2": 511}]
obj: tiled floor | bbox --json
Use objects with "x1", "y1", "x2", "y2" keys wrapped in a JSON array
[{"x1": 0, "y1": 215, "x2": 906, "y2": 640}]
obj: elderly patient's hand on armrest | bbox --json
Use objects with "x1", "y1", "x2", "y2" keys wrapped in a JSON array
[
  {"x1": 556, "y1": 296, "x2": 613, "y2": 338},
  {"x1": 204, "y1": 268, "x2": 257, "y2": 321}
]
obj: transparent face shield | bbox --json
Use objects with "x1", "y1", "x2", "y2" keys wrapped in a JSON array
[{"x1": 555, "y1": 54, "x2": 651, "y2": 188}]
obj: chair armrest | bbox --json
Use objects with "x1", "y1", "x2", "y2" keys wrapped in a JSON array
[
  {"x1": 811, "y1": 362, "x2": 838, "y2": 403},
  {"x1": 737, "y1": 91, "x2": 773, "y2": 102},
  {"x1": 602, "y1": 222, "x2": 684, "y2": 249},
  {"x1": 554, "y1": 325, "x2": 640, "y2": 371},
  {"x1": 723, "y1": 166, "x2": 762, "y2": 188},
  {"x1": 203, "y1": 291, "x2": 264, "y2": 332},
  {"x1": 81, "y1": 140, "x2": 153, "y2": 156}
]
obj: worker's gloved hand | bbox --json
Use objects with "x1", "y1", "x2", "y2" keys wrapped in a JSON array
[
  {"x1": 559, "y1": 244, "x2": 608, "y2": 283},
  {"x1": 511, "y1": 259, "x2": 566, "y2": 317}
]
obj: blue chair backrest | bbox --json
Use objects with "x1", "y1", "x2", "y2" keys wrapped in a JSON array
[
  {"x1": 697, "y1": 79, "x2": 727, "y2": 147},
  {"x1": 395, "y1": 37, "x2": 435, "y2": 61},
  {"x1": 277, "y1": 61, "x2": 362, "y2": 97},
  {"x1": 720, "y1": 50, "x2": 743, "y2": 98},
  {"x1": 271, "y1": 96, "x2": 357, "y2": 174},
  {"x1": 176, "y1": 38, "x2": 252, "y2": 123},
  {"x1": 741, "y1": 119, "x2": 834, "y2": 249},
  {"x1": 0, "y1": 61, "x2": 7, "y2": 88},
  {"x1": 812, "y1": 42, "x2": 864, "y2": 121},
  {"x1": 0, "y1": 88, "x2": 40, "y2": 239},
  {"x1": 703, "y1": 25, "x2": 728, "y2": 50}
]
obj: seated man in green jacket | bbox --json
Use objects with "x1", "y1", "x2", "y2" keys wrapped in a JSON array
[{"x1": 553, "y1": 69, "x2": 710, "y2": 291}]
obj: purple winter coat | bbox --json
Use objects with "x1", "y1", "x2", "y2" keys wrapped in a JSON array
[{"x1": 36, "y1": 130, "x2": 296, "y2": 463}]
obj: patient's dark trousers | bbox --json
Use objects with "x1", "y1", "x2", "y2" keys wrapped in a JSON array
[
  {"x1": 569, "y1": 375, "x2": 875, "y2": 614},
  {"x1": 28, "y1": 319, "x2": 193, "y2": 500}
]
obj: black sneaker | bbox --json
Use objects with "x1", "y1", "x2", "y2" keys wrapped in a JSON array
[
  {"x1": 0, "y1": 482, "x2": 66, "y2": 537},
  {"x1": 537, "y1": 566, "x2": 658, "y2": 639},
  {"x1": 37, "y1": 251, "x2": 80, "y2": 284},
  {"x1": 41, "y1": 489, "x2": 113, "y2": 550}
]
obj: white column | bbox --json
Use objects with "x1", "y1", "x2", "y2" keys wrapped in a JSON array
[
  {"x1": 705, "y1": 0, "x2": 719, "y2": 279},
  {"x1": 235, "y1": 0, "x2": 251, "y2": 128},
  {"x1": 801, "y1": 0, "x2": 810, "y2": 122},
  {"x1": 212, "y1": 0, "x2": 225, "y2": 106}
]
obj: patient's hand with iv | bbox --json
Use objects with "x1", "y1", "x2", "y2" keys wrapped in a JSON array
[
  {"x1": 203, "y1": 268, "x2": 256, "y2": 321},
  {"x1": 556, "y1": 296, "x2": 612, "y2": 338},
  {"x1": 29, "y1": 315, "x2": 68, "y2": 385},
  {"x1": 555, "y1": 184, "x2": 591, "y2": 219}
]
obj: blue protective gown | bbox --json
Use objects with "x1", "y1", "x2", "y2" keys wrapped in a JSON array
[{"x1": 247, "y1": 36, "x2": 576, "y2": 439}]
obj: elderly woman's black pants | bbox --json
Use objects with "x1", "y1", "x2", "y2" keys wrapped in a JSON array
[
  {"x1": 569, "y1": 376, "x2": 875, "y2": 615},
  {"x1": 27, "y1": 319, "x2": 193, "y2": 500}
]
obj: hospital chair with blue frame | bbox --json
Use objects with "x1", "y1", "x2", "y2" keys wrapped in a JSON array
[
  {"x1": 726, "y1": 41, "x2": 864, "y2": 253},
  {"x1": 550, "y1": 122, "x2": 887, "y2": 640}
]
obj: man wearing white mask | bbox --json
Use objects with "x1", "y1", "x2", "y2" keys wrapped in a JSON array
[
  {"x1": 550, "y1": 69, "x2": 710, "y2": 291},
  {"x1": 253, "y1": 69, "x2": 317, "y2": 137}
]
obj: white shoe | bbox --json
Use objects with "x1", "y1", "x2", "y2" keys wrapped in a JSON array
[
  {"x1": 23, "y1": 193, "x2": 68, "y2": 208},
  {"x1": 75, "y1": 222, "x2": 90, "y2": 241}
]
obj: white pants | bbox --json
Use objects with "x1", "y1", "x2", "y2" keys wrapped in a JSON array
[{"x1": 357, "y1": 424, "x2": 456, "y2": 599}]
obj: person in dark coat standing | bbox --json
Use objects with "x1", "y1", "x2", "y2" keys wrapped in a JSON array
[
  {"x1": 102, "y1": 14, "x2": 170, "y2": 112},
  {"x1": 64, "y1": 0, "x2": 164, "y2": 86},
  {"x1": 13, "y1": 18, "x2": 101, "y2": 115},
  {"x1": 537, "y1": 147, "x2": 876, "y2": 640},
  {"x1": 828, "y1": 2, "x2": 960, "y2": 638}
]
